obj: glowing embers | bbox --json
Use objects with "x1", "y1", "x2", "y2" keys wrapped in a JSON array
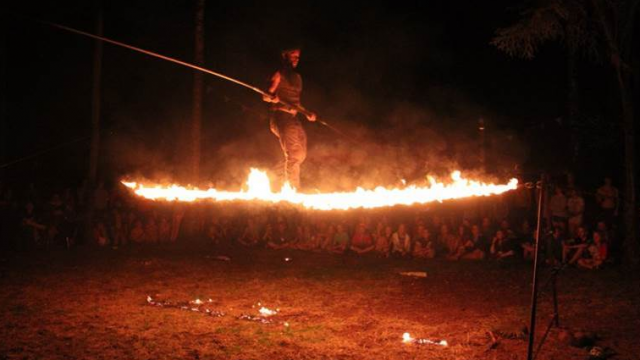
[
  {"x1": 258, "y1": 306, "x2": 278, "y2": 317},
  {"x1": 402, "y1": 332, "x2": 448, "y2": 347},
  {"x1": 123, "y1": 168, "x2": 518, "y2": 210},
  {"x1": 147, "y1": 297, "x2": 284, "y2": 325},
  {"x1": 239, "y1": 303, "x2": 279, "y2": 324},
  {"x1": 146, "y1": 296, "x2": 225, "y2": 317}
]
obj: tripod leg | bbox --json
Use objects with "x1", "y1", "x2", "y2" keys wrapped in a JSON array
[{"x1": 552, "y1": 275, "x2": 560, "y2": 327}]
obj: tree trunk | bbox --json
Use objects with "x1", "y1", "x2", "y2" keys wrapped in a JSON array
[
  {"x1": 619, "y1": 78, "x2": 637, "y2": 266},
  {"x1": 0, "y1": 24, "x2": 6, "y2": 174},
  {"x1": 592, "y1": 0, "x2": 638, "y2": 265},
  {"x1": 89, "y1": 8, "x2": 103, "y2": 185},
  {"x1": 85, "y1": 4, "x2": 104, "y2": 245},
  {"x1": 192, "y1": 0, "x2": 205, "y2": 181},
  {"x1": 565, "y1": 37, "x2": 580, "y2": 163}
]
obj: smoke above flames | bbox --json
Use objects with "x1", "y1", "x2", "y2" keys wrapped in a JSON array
[{"x1": 105, "y1": 88, "x2": 527, "y2": 192}]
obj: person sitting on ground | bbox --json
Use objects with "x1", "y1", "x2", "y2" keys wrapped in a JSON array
[
  {"x1": 429, "y1": 215, "x2": 443, "y2": 236},
  {"x1": 490, "y1": 229, "x2": 515, "y2": 261},
  {"x1": 261, "y1": 222, "x2": 274, "y2": 246},
  {"x1": 158, "y1": 216, "x2": 172, "y2": 243},
  {"x1": 21, "y1": 201, "x2": 46, "y2": 248},
  {"x1": 562, "y1": 225, "x2": 589, "y2": 265},
  {"x1": 170, "y1": 207, "x2": 185, "y2": 242},
  {"x1": 371, "y1": 221, "x2": 384, "y2": 245},
  {"x1": 517, "y1": 219, "x2": 533, "y2": 243},
  {"x1": 459, "y1": 224, "x2": 486, "y2": 260},
  {"x1": 498, "y1": 219, "x2": 517, "y2": 241},
  {"x1": 595, "y1": 220, "x2": 613, "y2": 245},
  {"x1": 577, "y1": 231, "x2": 608, "y2": 269},
  {"x1": 412, "y1": 226, "x2": 435, "y2": 259},
  {"x1": 206, "y1": 217, "x2": 223, "y2": 246},
  {"x1": 480, "y1": 216, "x2": 495, "y2": 240},
  {"x1": 311, "y1": 222, "x2": 330, "y2": 252},
  {"x1": 267, "y1": 219, "x2": 296, "y2": 250},
  {"x1": 93, "y1": 220, "x2": 110, "y2": 247},
  {"x1": 317, "y1": 224, "x2": 336, "y2": 252},
  {"x1": 296, "y1": 224, "x2": 319, "y2": 251},
  {"x1": 328, "y1": 223, "x2": 350, "y2": 254},
  {"x1": 350, "y1": 222, "x2": 375, "y2": 254},
  {"x1": 390, "y1": 223, "x2": 411, "y2": 258},
  {"x1": 143, "y1": 217, "x2": 159, "y2": 244},
  {"x1": 438, "y1": 224, "x2": 461, "y2": 260},
  {"x1": 238, "y1": 218, "x2": 260, "y2": 246},
  {"x1": 129, "y1": 219, "x2": 145, "y2": 244},
  {"x1": 374, "y1": 225, "x2": 392, "y2": 257}
]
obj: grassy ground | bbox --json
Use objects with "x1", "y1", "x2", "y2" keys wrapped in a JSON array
[{"x1": 1, "y1": 245, "x2": 638, "y2": 360}]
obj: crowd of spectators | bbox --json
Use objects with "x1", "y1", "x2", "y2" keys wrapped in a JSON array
[{"x1": 0, "y1": 174, "x2": 623, "y2": 270}]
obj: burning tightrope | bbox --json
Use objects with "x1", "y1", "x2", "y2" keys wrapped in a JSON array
[{"x1": 123, "y1": 169, "x2": 517, "y2": 210}]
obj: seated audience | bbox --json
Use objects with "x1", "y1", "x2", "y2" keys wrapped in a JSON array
[
  {"x1": 459, "y1": 224, "x2": 486, "y2": 260},
  {"x1": 490, "y1": 230, "x2": 515, "y2": 260},
  {"x1": 562, "y1": 226, "x2": 589, "y2": 265},
  {"x1": 390, "y1": 223, "x2": 411, "y2": 257},
  {"x1": 350, "y1": 222, "x2": 375, "y2": 254},
  {"x1": 328, "y1": 224, "x2": 350, "y2": 254},
  {"x1": 412, "y1": 226, "x2": 435, "y2": 259},
  {"x1": 577, "y1": 231, "x2": 608, "y2": 269}
]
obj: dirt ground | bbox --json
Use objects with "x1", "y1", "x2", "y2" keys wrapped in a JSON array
[{"x1": 1, "y1": 245, "x2": 638, "y2": 360}]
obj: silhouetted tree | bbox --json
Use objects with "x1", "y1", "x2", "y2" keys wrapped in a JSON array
[{"x1": 492, "y1": 0, "x2": 638, "y2": 265}]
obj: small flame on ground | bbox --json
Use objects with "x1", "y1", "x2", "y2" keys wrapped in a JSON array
[
  {"x1": 122, "y1": 168, "x2": 517, "y2": 210},
  {"x1": 403, "y1": 332, "x2": 448, "y2": 347},
  {"x1": 259, "y1": 307, "x2": 278, "y2": 317},
  {"x1": 403, "y1": 332, "x2": 414, "y2": 343}
]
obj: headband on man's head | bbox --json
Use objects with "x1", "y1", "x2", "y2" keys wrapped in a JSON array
[{"x1": 281, "y1": 46, "x2": 301, "y2": 55}]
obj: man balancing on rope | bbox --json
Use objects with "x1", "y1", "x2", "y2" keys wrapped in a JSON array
[{"x1": 262, "y1": 46, "x2": 316, "y2": 190}]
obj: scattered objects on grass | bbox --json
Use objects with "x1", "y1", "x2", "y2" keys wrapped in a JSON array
[
  {"x1": 146, "y1": 296, "x2": 225, "y2": 317},
  {"x1": 402, "y1": 332, "x2": 448, "y2": 347},
  {"x1": 399, "y1": 271, "x2": 428, "y2": 278},
  {"x1": 259, "y1": 306, "x2": 278, "y2": 316},
  {"x1": 238, "y1": 314, "x2": 274, "y2": 324},
  {"x1": 486, "y1": 331, "x2": 499, "y2": 351}
]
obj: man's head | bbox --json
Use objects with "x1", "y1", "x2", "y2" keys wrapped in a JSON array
[{"x1": 281, "y1": 48, "x2": 301, "y2": 68}]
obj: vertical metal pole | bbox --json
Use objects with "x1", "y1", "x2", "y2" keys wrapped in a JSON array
[{"x1": 527, "y1": 176, "x2": 545, "y2": 360}]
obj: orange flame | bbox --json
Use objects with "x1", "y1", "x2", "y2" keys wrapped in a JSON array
[{"x1": 122, "y1": 168, "x2": 517, "y2": 210}]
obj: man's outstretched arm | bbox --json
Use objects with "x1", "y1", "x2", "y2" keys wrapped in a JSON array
[{"x1": 263, "y1": 71, "x2": 281, "y2": 103}]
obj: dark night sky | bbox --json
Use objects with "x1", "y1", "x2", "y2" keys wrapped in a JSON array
[{"x1": 1, "y1": 1, "x2": 624, "y2": 190}]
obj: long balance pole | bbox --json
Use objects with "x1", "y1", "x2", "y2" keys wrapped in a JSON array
[{"x1": 37, "y1": 18, "x2": 318, "y2": 118}]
